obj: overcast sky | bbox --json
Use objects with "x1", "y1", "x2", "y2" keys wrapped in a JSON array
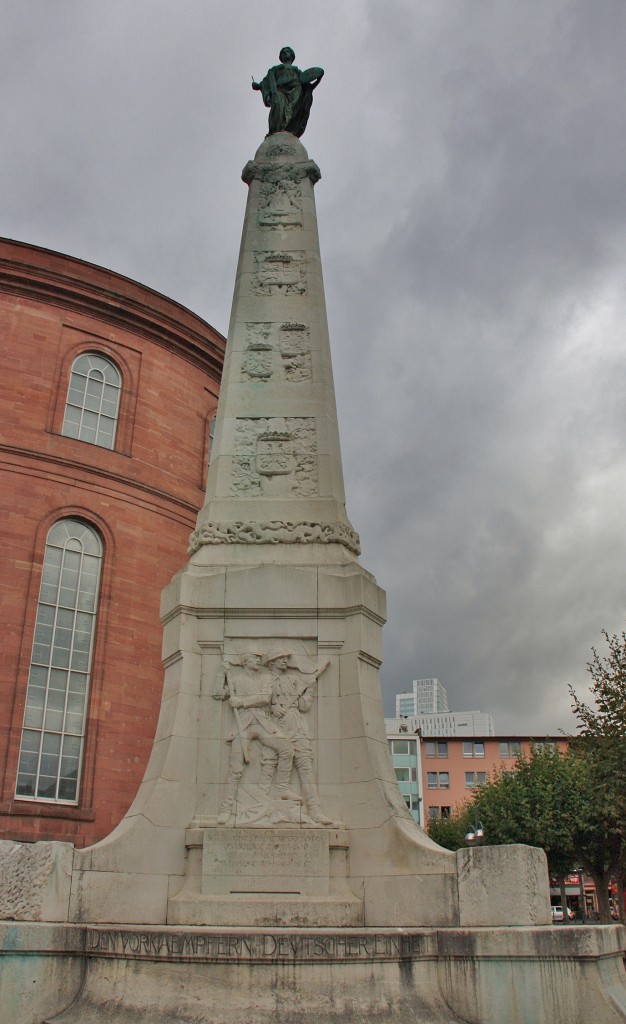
[{"x1": 2, "y1": 1, "x2": 626, "y2": 733}]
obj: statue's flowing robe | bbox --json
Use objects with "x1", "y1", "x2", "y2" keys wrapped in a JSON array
[{"x1": 260, "y1": 64, "x2": 319, "y2": 138}]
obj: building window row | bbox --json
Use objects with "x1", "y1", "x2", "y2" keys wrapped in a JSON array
[
  {"x1": 389, "y1": 739, "x2": 418, "y2": 757},
  {"x1": 428, "y1": 806, "x2": 451, "y2": 820},
  {"x1": 499, "y1": 740, "x2": 521, "y2": 758},
  {"x1": 465, "y1": 771, "x2": 487, "y2": 788},
  {"x1": 427, "y1": 771, "x2": 450, "y2": 789},
  {"x1": 15, "y1": 518, "x2": 103, "y2": 805},
  {"x1": 463, "y1": 741, "x2": 485, "y2": 758},
  {"x1": 425, "y1": 740, "x2": 448, "y2": 758}
]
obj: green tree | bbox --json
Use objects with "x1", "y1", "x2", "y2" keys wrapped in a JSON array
[
  {"x1": 427, "y1": 747, "x2": 579, "y2": 914},
  {"x1": 426, "y1": 808, "x2": 471, "y2": 851},
  {"x1": 471, "y1": 746, "x2": 579, "y2": 912},
  {"x1": 569, "y1": 630, "x2": 626, "y2": 923}
]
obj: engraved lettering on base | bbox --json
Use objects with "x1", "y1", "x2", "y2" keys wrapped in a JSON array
[{"x1": 84, "y1": 925, "x2": 430, "y2": 962}]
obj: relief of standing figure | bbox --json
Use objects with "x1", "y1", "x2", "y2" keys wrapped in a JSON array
[
  {"x1": 265, "y1": 648, "x2": 335, "y2": 825},
  {"x1": 213, "y1": 652, "x2": 299, "y2": 825},
  {"x1": 252, "y1": 47, "x2": 324, "y2": 138}
]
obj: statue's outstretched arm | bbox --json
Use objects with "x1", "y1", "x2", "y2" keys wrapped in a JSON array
[{"x1": 300, "y1": 67, "x2": 324, "y2": 89}]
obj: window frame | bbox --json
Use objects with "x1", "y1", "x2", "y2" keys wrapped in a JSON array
[
  {"x1": 15, "y1": 518, "x2": 104, "y2": 805},
  {"x1": 463, "y1": 740, "x2": 486, "y2": 758},
  {"x1": 7, "y1": 512, "x2": 114, "y2": 813},
  {"x1": 48, "y1": 335, "x2": 139, "y2": 457},
  {"x1": 425, "y1": 740, "x2": 448, "y2": 758},
  {"x1": 61, "y1": 352, "x2": 122, "y2": 450},
  {"x1": 427, "y1": 771, "x2": 450, "y2": 790}
]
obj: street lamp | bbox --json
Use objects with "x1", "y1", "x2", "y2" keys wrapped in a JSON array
[{"x1": 465, "y1": 822, "x2": 485, "y2": 845}]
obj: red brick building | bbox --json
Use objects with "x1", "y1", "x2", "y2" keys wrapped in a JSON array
[{"x1": 0, "y1": 239, "x2": 225, "y2": 847}]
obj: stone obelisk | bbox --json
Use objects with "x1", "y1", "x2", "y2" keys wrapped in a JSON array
[{"x1": 70, "y1": 125, "x2": 460, "y2": 928}]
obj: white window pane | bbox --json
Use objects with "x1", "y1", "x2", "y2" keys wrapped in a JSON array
[
  {"x1": 46, "y1": 688, "x2": 66, "y2": 711},
  {"x1": 64, "y1": 713, "x2": 84, "y2": 735},
  {"x1": 62, "y1": 735, "x2": 81, "y2": 758},
  {"x1": 44, "y1": 709, "x2": 64, "y2": 731},
  {"x1": 36, "y1": 776, "x2": 57, "y2": 800},
  {"x1": 62, "y1": 353, "x2": 121, "y2": 449},
  {"x1": 16, "y1": 519, "x2": 102, "y2": 805},
  {"x1": 103, "y1": 363, "x2": 121, "y2": 385},
  {"x1": 71, "y1": 650, "x2": 90, "y2": 671},
  {"x1": 57, "y1": 778, "x2": 78, "y2": 801},
  {"x1": 24, "y1": 703, "x2": 44, "y2": 729},
  {"x1": 16, "y1": 774, "x2": 36, "y2": 797},
  {"x1": 32, "y1": 643, "x2": 51, "y2": 664},
  {"x1": 69, "y1": 673, "x2": 88, "y2": 694},
  {"x1": 84, "y1": 390, "x2": 103, "y2": 413}
]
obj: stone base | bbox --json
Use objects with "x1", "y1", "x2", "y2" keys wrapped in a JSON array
[
  {"x1": 168, "y1": 893, "x2": 363, "y2": 928},
  {"x1": 2, "y1": 922, "x2": 625, "y2": 1024},
  {"x1": 167, "y1": 826, "x2": 363, "y2": 926}
]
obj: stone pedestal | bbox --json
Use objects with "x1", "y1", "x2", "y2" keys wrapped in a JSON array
[{"x1": 168, "y1": 827, "x2": 362, "y2": 926}]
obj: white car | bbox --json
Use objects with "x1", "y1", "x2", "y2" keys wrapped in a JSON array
[{"x1": 551, "y1": 905, "x2": 574, "y2": 922}]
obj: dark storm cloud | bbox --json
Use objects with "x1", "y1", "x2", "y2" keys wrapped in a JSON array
[{"x1": 2, "y1": 1, "x2": 625, "y2": 731}]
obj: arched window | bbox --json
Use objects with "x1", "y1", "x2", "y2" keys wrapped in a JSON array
[
  {"x1": 16, "y1": 519, "x2": 103, "y2": 804},
  {"x1": 62, "y1": 353, "x2": 121, "y2": 449}
]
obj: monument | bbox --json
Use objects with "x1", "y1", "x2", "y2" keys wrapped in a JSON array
[{"x1": 1, "y1": 48, "x2": 625, "y2": 1024}]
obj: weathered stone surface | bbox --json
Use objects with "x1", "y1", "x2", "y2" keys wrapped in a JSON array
[
  {"x1": 457, "y1": 843, "x2": 552, "y2": 927},
  {"x1": 0, "y1": 841, "x2": 73, "y2": 922},
  {"x1": 2, "y1": 922, "x2": 624, "y2": 1024}
]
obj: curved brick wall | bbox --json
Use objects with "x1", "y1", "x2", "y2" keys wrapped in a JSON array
[{"x1": 0, "y1": 239, "x2": 224, "y2": 846}]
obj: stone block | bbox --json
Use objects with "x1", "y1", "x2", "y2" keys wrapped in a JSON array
[
  {"x1": 201, "y1": 828, "x2": 330, "y2": 897},
  {"x1": 457, "y1": 843, "x2": 551, "y2": 926},
  {"x1": 0, "y1": 841, "x2": 73, "y2": 922}
]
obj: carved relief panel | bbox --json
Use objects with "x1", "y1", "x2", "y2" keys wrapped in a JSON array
[
  {"x1": 252, "y1": 251, "x2": 306, "y2": 296},
  {"x1": 279, "y1": 323, "x2": 312, "y2": 381},
  {"x1": 257, "y1": 173, "x2": 303, "y2": 230},
  {"x1": 241, "y1": 323, "x2": 274, "y2": 382},
  {"x1": 240, "y1": 322, "x2": 312, "y2": 384},
  {"x1": 231, "y1": 417, "x2": 318, "y2": 497},
  {"x1": 211, "y1": 640, "x2": 337, "y2": 828}
]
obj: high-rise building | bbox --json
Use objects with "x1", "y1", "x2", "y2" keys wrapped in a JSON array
[
  {"x1": 386, "y1": 710, "x2": 495, "y2": 737},
  {"x1": 395, "y1": 677, "x2": 449, "y2": 717}
]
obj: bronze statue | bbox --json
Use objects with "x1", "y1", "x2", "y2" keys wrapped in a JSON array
[{"x1": 252, "y1": 47, "x2": 324, "y2": 138}]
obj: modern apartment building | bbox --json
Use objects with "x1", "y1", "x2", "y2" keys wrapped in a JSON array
[{"x1": 387, "y1": 731, "x2": 568, "y2": 826}]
